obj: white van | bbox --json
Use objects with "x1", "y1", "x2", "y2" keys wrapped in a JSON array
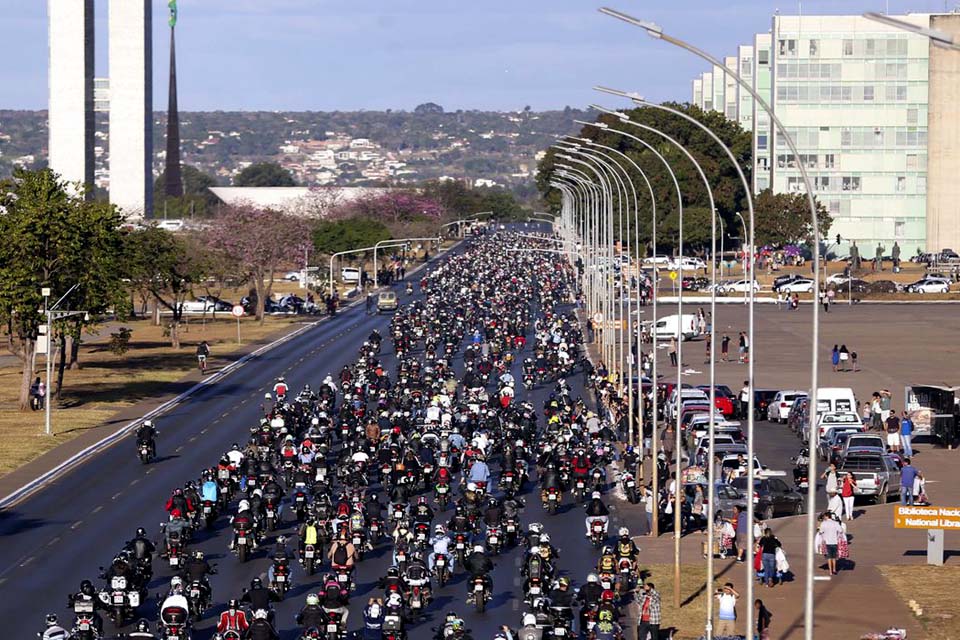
[
  {"x1": 340, "y1": 267, "x2": 361, "y2": 283},
  {"x1": 815, "y1": 387, "x2": 858, "y2": 415},
  {"x1": 645, "y1": 314, "x2": 699, "y2": 341}
]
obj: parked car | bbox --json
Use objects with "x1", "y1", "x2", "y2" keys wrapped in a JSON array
[
  {"x1": 905, "y1": 276, "x2": 951, "y2": 294},
  {"x1": 767, "y1": 390, "x2": 807, "y2": 423},
  {"x1": 841, "y1": 433, "x2": 887, "y2": 459},
  {"x1": 753, "y1": 389, "x2": 779, "y2": 421},
  {"x1": 683, "y1": 482, "x2": 746, "y2": 520},
  {"x1": 179, "y1": 296, "x2": 232, "y2": 313},
  {"x1": 778, "y1": 278, "x2": 815, "y2": 294},
  {"x1": 867, "y1": 280, "x2": 900, "y2": 294},
  {"x1": 341, "y1": 267, "x2": 361, "y2": 283},
  {"x1": 283, "y1": 270, "x2": 302, "y2": 281},
  {"x1": 668, "y1": 256, "x2": 707, "y2": 271},
  {"x1": 720, "y1": 279, "x2": 761, "y2": 294},
  {"x1": 682, "y1": 276, "x2": 710, "y2": 291},
  {"x1": 731, "y1": 476, "x2": 805, "y2": 519},
  {"x1": 815, "y1": 412, "x2": 864, "y2": 442},
  {"x1": 642, "y1": 255, "x2": 671, "y2": 266},
  {"x1": 817, "y1": 426, "x2": 863, "y2": 462},
  {"x1": 773, "y1": 273, "x2": 806, "y2": 291},
  {"x1": 834, "y1": 279, "x2": 871, "y2": 295},
  {"x1": 839, "y1": 453, "x2": 902, "y2": 504},
  {"x1": 696, "y1": 384, "x2": 737, "y2": 418}
]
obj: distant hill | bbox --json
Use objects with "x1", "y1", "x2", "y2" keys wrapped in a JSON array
[{"x1": 0, "y1": 107, "x2": 589, "y2": 198}]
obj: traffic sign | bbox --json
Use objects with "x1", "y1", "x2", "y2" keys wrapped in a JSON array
[
  {"x1": 894, "y1": 505, "x2": 960, "y2": 530},
  {"x1": 669, "y1": 271, "x2": 678, "y2": 281},
  {"x1": 231, "y1": 305, "x2": 245, "y2": 318}
]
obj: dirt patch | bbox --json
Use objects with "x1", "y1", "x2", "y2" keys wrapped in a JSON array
[{"x1": 879, "y1": 565, "x2": 960, "y2": 640}]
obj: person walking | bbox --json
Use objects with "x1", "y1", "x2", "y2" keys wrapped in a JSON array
[
  {"x1": 669, "y1": 336, "x2": 678, "y2": 367},
  {"x1": 721, "y1": 334, "x2": 730, "y2": 362},
  {"x1": 661, "y1": 425, "x2": 676, "y2": 465},
  {"x1": 838, "y1": 344, "x2": 849, "y2": 371},
  {"x1": 840, "y1": 472, "x2": 857, "y2": 521},
  {"x1": 791, "y1": 292, "x2": 800, "y2": 310},
  {"x1": 739, "y1": 381, "x2": 750, "y2": 420},
  {"x1": 851, "y1": 350, "x2": 859, "y2": 372},
  {"x1": 822, "y1": 462, "x2": 839, "y2": 513},
  {"x1": 636, "y1": 582, "x2": 661, "y2": 640},
  {"x1": 758, "y1": 528, "x2": 782, "y2": 587},
  {"x1": 737, "y1": 332, "x2": 746, "y2": 363},
  {"x1": 733, "y1": 505, "x2": 748, "y2": 563},
  {"x1": 831, "y1": 345, "x2": 839, "y2": 372},
  {"x1": 365, "y1": 293, "x2": 375, "y2": 315},
  {"x1": 886, "y1": 411, "x2": 902, "y2": 454},
  {"x1": 714, "y1": 582, "x2": 740, "y2": 636},
  {"x1": 900, "y1": 411, "x2": 914, "y2": 458},
  {"x1": 818, "y1": 512, "x2": 845, "y2": 575},
  {"x1": 900, "y1": 458, "x2": 919, "y2": 506},
  {"x1": 755, "y1": 599, "x2": 773, "y2": 640}
]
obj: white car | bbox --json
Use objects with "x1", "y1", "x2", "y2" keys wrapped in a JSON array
[
  {"x1": 340, "y1": 267, "x2": 361, "y2": 283},
  {"x1": 767, "y1": 390, "x2": 807, "y2": 423},
  {"x1": 905, "y1": 277, "x2": 951, "y2": 294},
  {"x1": 667, "y1": 256, "x2": 707, "y2": 271},
  {"x1": 720, "y1": 279, "x2": 761, "y2": 294},
  {"x1": 284, "y1": 271, "x2": 301, "y2": 281},
  {"x1": 825, "y1": 273, "x2": 850, "y2": 285},
  {"x1": 778, "y1": 278, "x2": 815, "y2": 293},
  {"x1": 642, "y1": 255, "x2": 671, "y2": 266}
]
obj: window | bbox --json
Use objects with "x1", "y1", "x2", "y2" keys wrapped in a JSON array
[
  {"x1": 894, "y1": 221, "x2": 905, "y2": 239},
  {"x1": 906, "y1": 154, "x2": 918, "y2": 169},
  {"x1": 865, "y1": 39, "x2": 876, "y2": 56},
  {"x1": 843, "y1": 39, "x2": 854, "y2": 56},
  {"x1": 896, "y1": 176, "x2": 906, "y2": 192},
  {"x1": 824, "y1": 154, "x2": 836, "y2": 169},
  {"x1": 864, "y1": 86, "x2": 874, "y2": 101},
  {"x1": 758, "y1": 50, "x2": 769, "y2": 65},
  {"x1": 809, "y1": 39, "x2": 819, "y2": 57},
  {"x1": 907, "y1": 108, "x2": 918, "y2": 124},
  {"x1": 778, "y1": 39, "x2": 797, "y2": 56},
  {"x1": 897, "y1": 86, "x2": 908, "y2": 100},
  {"x1": 842, "y1": 176, "x2": 861, "y2": 192},
  {"x1": 829, "y1": 200, "x2": 841, "y2": 214},
  {"x1": 918, "y1": 176, "x2": 927, "y2": 192},
  {"x1": 757, "y1": 134, "x2": 768, "y2": 150},
  {"x1": 741, "y1": 58, "x2": 753, "y2": 76}
]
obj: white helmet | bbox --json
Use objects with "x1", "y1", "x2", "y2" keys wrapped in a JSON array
[
  {"x1": 540, "y1": 533, "x2": 550, "y2": 543},
  {"x1": 523, "y1": 613, "x2": 537, "y2": 626},
  {"x1": 253, "y1": 609, "x2": 268, "y2": 620},
  {"x1": 473, "y1": 545, "x2": 484, "y2": 553},
  {"x1": 238, "y1": 499, "x2": 250, "y2": 511},
  {"x1": 592, "y1": 491, "x2": 601, "y2": 500},
  {"x1": 170, "y1": 576, "x2": 183, "y2": 589},
  {"x1": 529, "y1": 546, "x2": 540, "y2": 555},
  {"x1": 143, "y1": 420, "x2": 153, "y2": 428},
  {"x1": 467, "y1": 482, "x2": 477, "y2": 492},
  {"x1": 587, "y1": 573, "x2": 599, "y2": 583},
  {"x1": 619, "y1": 527, "x2": 630, "y2": 537}
]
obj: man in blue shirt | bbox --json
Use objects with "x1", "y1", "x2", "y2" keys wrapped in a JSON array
[
  {"x1": 900, "y1": 458, "x2": 919, "y2": 505},
  {"x1": 900, "y1": 412, "x2": 914, "y2": 458}
]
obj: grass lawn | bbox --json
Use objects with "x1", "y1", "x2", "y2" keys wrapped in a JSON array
[
  {"x1": 0, "y1": 314, "x2": 304, "y2": 478},
  {"x1": 638, "y1": 563, "x2": 719, "y2": 640},
  {"x1": 879, "y1": 565, "x2": 960, "y2": 640}
]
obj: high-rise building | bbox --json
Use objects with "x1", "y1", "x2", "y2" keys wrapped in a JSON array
[
  {"x1": 690, "y1": 12, "x2": 960, "y2": 254},
  {"x1": 47, "y1": 0, "x2": 94, "y2": 194},
  {"x1": 108, "y1": 0, "x2": 153, "y2": 218}
]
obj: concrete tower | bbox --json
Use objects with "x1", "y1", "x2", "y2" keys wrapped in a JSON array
[
  {"x1": 108, "y1": 0, "x2": 153, "y2": 218},
  {"x1": 47, "y1": 0, "x2": 95, "y2": 194}
]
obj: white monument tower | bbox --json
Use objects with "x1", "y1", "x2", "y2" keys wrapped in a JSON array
[
  {"x1": 47, "y1": 0, "x2": 95, "y2": 194},
  {"x1": 108, "y1": 0, "x2": 153, "y2": 217}
]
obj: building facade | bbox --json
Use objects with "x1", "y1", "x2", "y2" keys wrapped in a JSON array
[{"x1": 691, "y1": 13, "x2": 960, "y2": 254}]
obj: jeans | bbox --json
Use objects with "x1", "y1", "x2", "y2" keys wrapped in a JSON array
[
  {"x1": 637, "y1": 621, "x2": 659, "y2": 640},
  {"x1": 900, "y1": 486, "x2": 914, "y2": 505},
  {"x1": 761, "y1": 553, "x2": 777, "y2": 583},
  {"x1": 901, "y1": 434, "x2": 913, "y2": 458},
  {"x1": 427, "y1": 551, "x2": 454, "y2": 572}
]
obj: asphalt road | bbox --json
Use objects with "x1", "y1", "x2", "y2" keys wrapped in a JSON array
[{"x1": 0, "y1": 234, "x2": 637, "y2": 640}]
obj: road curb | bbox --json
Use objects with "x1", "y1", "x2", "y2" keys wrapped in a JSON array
[{"x1": 0, "y1": 243, "x2": 459, "y2": 511}]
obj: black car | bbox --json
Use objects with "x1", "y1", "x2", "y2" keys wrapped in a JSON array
[
  {"x1": 753, "y1": 389, "x2": 779, "y2": 420},
  {"x1": 681, "y1": 276, "x2": 709, "y2": 291},
  {"x1": 772, "y1": 274, "x2": 804, "y2": 291},
  {"x1": 731, "y1": 476, "x2": 804, "y2": 519}
]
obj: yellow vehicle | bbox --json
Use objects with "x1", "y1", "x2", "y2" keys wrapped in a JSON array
[{"x1": 377, "y1": 291, "x2": 398, "y2": 313}]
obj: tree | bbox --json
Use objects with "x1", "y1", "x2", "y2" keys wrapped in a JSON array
[
  {"x1": 0, "y1": 168, "x2": 126, "y2": 410},
  {"x1": 414, "y1": 102, "x2": 444, "y2": 115},
  {"x1": 334, "y1": 191, "x2": 446, "y2": 227},
  {"x1": 153, "y1": 165, "x2": 220, "y2": 218},
  {"x1": 124, "y1": 227, "x2": 208, "y2": 349},
  {"x1": 753, "y1": 189, "x2": 832, "y2": 247},
  {"x1": 205, "y1": 205, "x2": 311, "y2": 323},
  {"x1": 312, "y1": 218, "x2": 391, "y2": 256},
  {"x1": 234, "y1": 162, "x2": 296, "y2": 187}
]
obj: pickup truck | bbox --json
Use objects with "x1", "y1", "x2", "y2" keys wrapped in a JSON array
[
  {"x1": 839, "y1": 453, "x2": 902, "y2": 504},
  {"x1": 841, "y1": 433, "x2": 886, "y2": 460}
]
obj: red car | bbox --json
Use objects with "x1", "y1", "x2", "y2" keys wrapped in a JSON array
[{"x1": 696, "y1": 385, "x2": 737, "y2": 418}]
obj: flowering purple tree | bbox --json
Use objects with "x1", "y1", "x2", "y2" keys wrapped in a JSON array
[
  {"x1": 206, "y1": 204, "x2": 311, "y2": 323},
  {"x1": 336, "y1": 191, "x2": 447, "y2": 225}
]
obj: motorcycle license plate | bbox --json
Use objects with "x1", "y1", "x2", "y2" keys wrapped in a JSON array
[
  {"x1": 507, "y1": 524, "x2": 516, "y2": 532},
  {"x1": 412, "y1": 598, "x2": 421, "y2": 607},
  {"x1": 305, "y1": 550, "x2": 315, "y2": 558},
  {"x1": 456, "y1": 542, "x2": 465, "y2": 550},
  {"x1": 266, "y1": 510, "x2": 274, "y2": 518},
  {"x1": 398, "y1": 554, "x2": 406, "y2": 562},
  {"x1": 530, "y1": 585, "x2": 540, "y2": 594},
  {"x1": 338, "y1": 573, "x2": 348, "y2": 582},
  {"x1": 129, "y1": 592, "x2": 140, "y2": 607},
  {"x1": 113, "y1": 593, "x2": 125, "y2": 604},
  {"x1": 204, "y1": 506, "x2": 212, "y2": 514},
  {"x1": 627, "y1": 481, "x2": 636, "y2": 487},
  {"x1": 353, "y1": 536, "x2": 361, "y2": 545},
  {"x1": 238, "y1": 537, "x2": 247, "y2": 544},
  {"x1": 170, "y1": 557, "x2": 179, "y2": 566},
  {"x1": 474, "y1": 583, "x2": 484, "y2": 592},
  {"x1": 549, "y1": 494, "x2": 557, "y2": 501},
  {"x1": 437, "y1": 558, "x2": 445, "y2": 566},
  {"x1": 80, "y1": 623, "x2": 90, "y2": 631},
  {"x1": 555, "y1": 628, "x2": 567, "y2": 636},
  {"x1": 577, "y1": 481, "x2": 585, "y2": 489},
  {"x1": 191, "y1": 589, "x2": 200, "y2": 598},
  {"x1": 327, "y1": 624, "x2": 338, "y2": 633},
  {"x1": 489, "y1": 536, "x2": 498, "y2": 544},
  {"x1": 438, "y1": 486, "x2": 448, "y2": 494},
  {"x1": 276, "y1": 575, "x2": 286, "y2": 582}
]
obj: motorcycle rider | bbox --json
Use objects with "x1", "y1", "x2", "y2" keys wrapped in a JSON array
[
  {"x1": 159, "y1": 579, "x2": 190, "y2": 632},
  {"x1": 402, "y1": 552, "x2": 431, "y2": 601},
  {"x1": 180, "y1": 549, "x2": 215, "y2": 610},
  {"x1": 200, "y1": 471, "x2": 219, "y2": 506},
  {"x1": 244, "y1": 608, "x2": 280, "y2": 640},
  {"x1": 217, "y1": 599, "x2": 250, "y2": 638},
  {"x1": 584, "y1": 491, "x2": 610, "y2": 537},
  {"x1": 317, "y1": 573, "x2": 350, "y2": 625},
  {"x1": 412, "y1": 495, "x2": 434, "y2": 525},
  {"x1": 127, "y1": 619, "x2": 157, "y2": 639},
  {"x1": 241, "y1": 578, "x2": 282, "y2": 623},
  {"x1": 362, "y1": 598, "x2": 386, "y2": 640},
  {"x1": 295, "y1": 593, "x2": 326, "y2": 630},
  {"x1": 463, "y1": 544, "x2": 493, "y2": 601},
  {"x1": 427, "y1": 524, "x2": 453, "y2": 572},
  {"x1": 273, "y1": 377, "x2": 288, "y2": 400},
  {"x1": 230, "y1": 499, "x2": 257, "y2": 550},
  {"x1": 267, "y1": 536, "x2": 292, "y2": 588},
  {"x1": 517, "y1": 613, "x2": 542, "y2": 640},
  {"x1": 125, "y1": 527, "x2": 157, "y2": 570},
  {"x1": 165, "y1": 487, "x2": 195, "y2": 519},
  {"x1": 136, "y1": 420, "x2": 157, "y2": 458},
  {"x1": 67, "y1": 580, "x2": 107, "y2": 635},
  {"x1": 615, "y1": 527, "x2": 640, "y2": 562},
  {"x1": 40, "y1": 614, "x2": 68, "y2": 640},
  {"x1": 328, "y1": 533, "x2": 358, "y2": 575}
]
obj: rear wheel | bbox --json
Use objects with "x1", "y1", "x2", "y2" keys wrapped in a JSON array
[
  {"x1": 763, "y1": 505, "x2": 775, "y2": 521},
  {"x1": 238, "y1": 544, "x2": 247, "y2": 563},
  {"x1": 793, "y1": 501, "x2": 804, "y2": 516}
]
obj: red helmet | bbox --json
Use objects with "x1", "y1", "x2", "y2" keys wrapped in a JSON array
[{"x1": 601, "y1": 589, "x2": 615, "y2": 602}]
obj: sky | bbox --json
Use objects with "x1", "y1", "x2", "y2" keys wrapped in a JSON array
[{"x1": 1, "y1": 0, "x2": 954, "y2": 112}]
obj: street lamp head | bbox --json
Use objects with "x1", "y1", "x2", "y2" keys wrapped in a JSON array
[
  {"x1": 588, "y1": 104, "x2": 630, "y2": 122},
  {"x1": 594, "y1": 85, "x2": 645, "y2": 102},
  {"x1": 598, "y1": 7, "x2": 663, "y2": 38},
  {"x1": 576, "y1": 119, "x2": 608, "y2": 130}
]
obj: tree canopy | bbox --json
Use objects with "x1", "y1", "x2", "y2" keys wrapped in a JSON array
[
  {"x1": 753, "y1": 188, "x2": 832, "y2": 247},
  {"x1": 312, "y1": 218, "x2": 392, "y2": 256},
  {"x1": 234, "y1": 162, "x2": 296, "y2": 187},
  {"x1": 153, "y1": 164, "x2": 221, "y2": 218}
]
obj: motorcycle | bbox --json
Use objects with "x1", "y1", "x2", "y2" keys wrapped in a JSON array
[
  {"x1": 335, "y1": 565, "x2": 354, "y2": 593},
  {"x1": 524, "y1": 576, "x2": 544, "y2": 604},
  {"x1": 433, "y1": 553, "x2": 450, "y2": 587},
  {"x1": 589, "y1": 518, "x2": 606, "y2": 548},
  {"x1": 293, "y1": 487, "x2": 310, "y2": 522},
  {"x1": 485, "y1": 525, "x2": 502, "y2": 555},
  {"x1": 201, "y1": 500, "x2": 217, "y2": 530},
  {"x1": 98, "y1": 575, "x2": 140, "y2": 626},
  {"x1": 621, "y1": 472, "x2": 639, "y2": 504},
  {"x1": 408, "y1": 583, "x2": 430, "y2": 618},
  {"x1": 469, "y1": 574, "x2": 489, "y2": 613},
  {"x1": 264, "y1": 496, "x2": 280, "y2": 531},
  {"x1": 452, "y1": 533, "x2": 469, "y2": 567},
  {"x1": 234, "y1": 523, "x2": 253, "y2": 563},
  {"x1": 186, "y1": 580, "x2": 208, "y2": 618},
  {"x1": 159, "y1": 603, "x2": 190, "y2": 640},
  {"x1": 522, "y1": 373, "x2": 534, "y2": 391},
  {"x1": 543, "y1": 487, "x2": 561, "y2": 515},
  {"x1": 321, "y1": 607, "x2": 346, "y2": 639},
  {"x1": 503, "y1": 517, "x2": 520, "y2": 547},
  {"x1": 271, "y1": 558, "x2": 291, "y2": 598},
  {"x1": 167, "y1": 531, "x2": 184, "y2": 569},
  {"x1": 791, "y1": 448, "x2": 809, "y2": 489},
  {"x1": 573, "y1": 475, "x2": 588, "y2": 503},
  {"x1": 137, "y1": 440, "x2": 153, "y2": 465},
  {"x1": 71, "y1": 612, "x2": 100, "y2": 640},
  {"x1": 381, "y1": 609, "x2": 406, "y2": 640},
  {"x1": 617, "y1": 558, "x2": 635, "y2": 595},
  {"x1": 435, "y1": 481, "x2": 451, "y2": 510}
]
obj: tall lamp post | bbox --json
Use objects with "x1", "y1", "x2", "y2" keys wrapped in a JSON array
[
  {"x1": 41, "y1": 285, "x2": 88, "y2": 437},
  {"x1": 598, "y1": 10, "x2": 822, "y2": 639}
]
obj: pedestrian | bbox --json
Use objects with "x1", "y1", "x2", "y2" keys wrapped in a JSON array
[
  {"x1": 851, "y1": 350, "x2": 859, "y2": 372},
  {"x1": 636, "y1": 581, "x2": 661, "y2": 640},
  {"x1": 755, "y1": 599, "x2": 773, "y2": 640},
  {"x1": 913, "y1": 470, "x2": 928, "y2": 505},
  {"x1": 821, "y1": 461, "x2": 838, "y2": 504},
  {"x1": 827, "y1": 286, "x2": 836, "y2": 308},
  {"x1": 739, "y1": 380, "x2": 750, "y2": 419},
  {"x1": 758, "y1": 528, "x2": 782, "y2": 587},
  {"x1": 714, "y1": 582, "x2": 740, "y2": 636},
  {"x1": 704, "y1": 332, "x2": 712, "y2": 364},
  {"x1": 733, "y1": 504, "x2": 748, "y2": 562},
  {"x1": 791, "y1": 293, "x2": 800, "y2": 310},
  {"x1": 737, "y1": 332, "x2": 746, "y2": 363},
  {"x1": 669, "y1": 336, "x2": 678, "y2": 367},
  {"x1": 640, "y1": 485, "x2": 654, "y2": 536},
  {"x1": 821, "y1": 289, "x2": 830, "y2": 312},
  {"x1": 900, "y1": 410, "x2": 914, "y2": 458},
  {"x1": 840, "y1": 472, "x2": 857, "y2": 521},
  {"x1": 817, "y1": 511, "x2": 845, "y2": 575},
  {"x1": 586, "y1": 317, "x2": 595, "y2": 343},
  {"x1": 776, "y1": 291, "x2": 783, "y2": 308},
  {"x1": 885, "y1": 410, "x2": 902, "y2": 453},
  {"x1": 742, "y1": 331, "x2": 750, "y2": 363},
  {"x1": 661, "y1": 425, "x2": 676, "y2": 464},
  {"x1": 365, "y1": 293, "x2": 375, "y2": 315},
  {"x1": 861, "y1": 401, "x2": 872, "y2": 424},
  {"x1": 721, "y1": 334, "x2": 730, "y2": 362},
  {"x1": 870, "y1": 393, "x2": 883, "y2": 430},
  {"x1": 900, "y1": 457, "x2": 919, "y2": 506},
  {"x1": 837, "y1": 344, "x2": 849, "y2": 371},
  {"x1": 831, "y1": 345, "x2": 839, "y2": 372}
]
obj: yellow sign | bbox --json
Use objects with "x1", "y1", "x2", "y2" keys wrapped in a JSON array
[
  {"x1": 669, "y1": 271, "x2": 678, "y2": 281},
  {"x1": 894, "y1": 506, "x2": 960, "y2": 530}
]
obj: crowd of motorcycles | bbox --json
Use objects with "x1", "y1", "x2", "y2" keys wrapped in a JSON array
[{"x1": 41, "y1": 232, "x2": 647, "y2": 640}]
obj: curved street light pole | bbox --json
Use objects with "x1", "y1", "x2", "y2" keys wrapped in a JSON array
[
  {"x1": 558, "y1": 166, "x2": 604, "y2": 320},
  {"x1": 597, "y1": 11, "x2": 822, "y2": 639}
]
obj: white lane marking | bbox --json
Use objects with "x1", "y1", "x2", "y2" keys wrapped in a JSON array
[
  {"x1": 93, "y1": 505, "x2": 104, "y2": 513},
  {"x1": 20, "y1": 557, "x2": 34, "y2": 567},
  {"x1": 175, "y1": 446, "x2": 184, "y2": 453},
  {"x1": 47, "y1": 536, "x2": 61, "y2": 546},
  {"x1": 70, "y1": 521, "x2": 83, "y2": 530},
  {"x1": 129, "y1": 478, "x2": 140, "y2": 487}
]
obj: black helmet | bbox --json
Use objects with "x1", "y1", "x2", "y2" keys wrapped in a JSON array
[
  {"x1": 136, "y1": 527, "x2": 146, "y2": 538},
  {"x1": 251, "y1": 577, "x2": 263, "y2": 589},
  {"x1": 45, "y1": 613, "x2": 58, "y2": 627},
  {"x1": 228, "y1": 599, "x2": 240, "y2": 610},
  {"x1": 80, "y1": 580, "x2": 94, "y2": 596},
  {"x1": 136, "y1": 619, "x2": 150, "y2": 632}
]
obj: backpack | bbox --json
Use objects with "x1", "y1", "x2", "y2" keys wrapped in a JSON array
[
  {"x1": 527, "y1": 555, "x2": 542, "y2": 579},
  {"x1": 599, "y1": 555, "x2": 616, "y2": 572},
  {"x1": 333, "y1": 544, "x2": 349, "y2": 566}
]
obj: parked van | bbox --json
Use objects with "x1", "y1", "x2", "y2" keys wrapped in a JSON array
[
  {"x1": 645, "y1": 313, "x2": 699, "y2": 341},
  {"x1": 814, "y1": 387, "x2": 857, "y2": 415}
]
